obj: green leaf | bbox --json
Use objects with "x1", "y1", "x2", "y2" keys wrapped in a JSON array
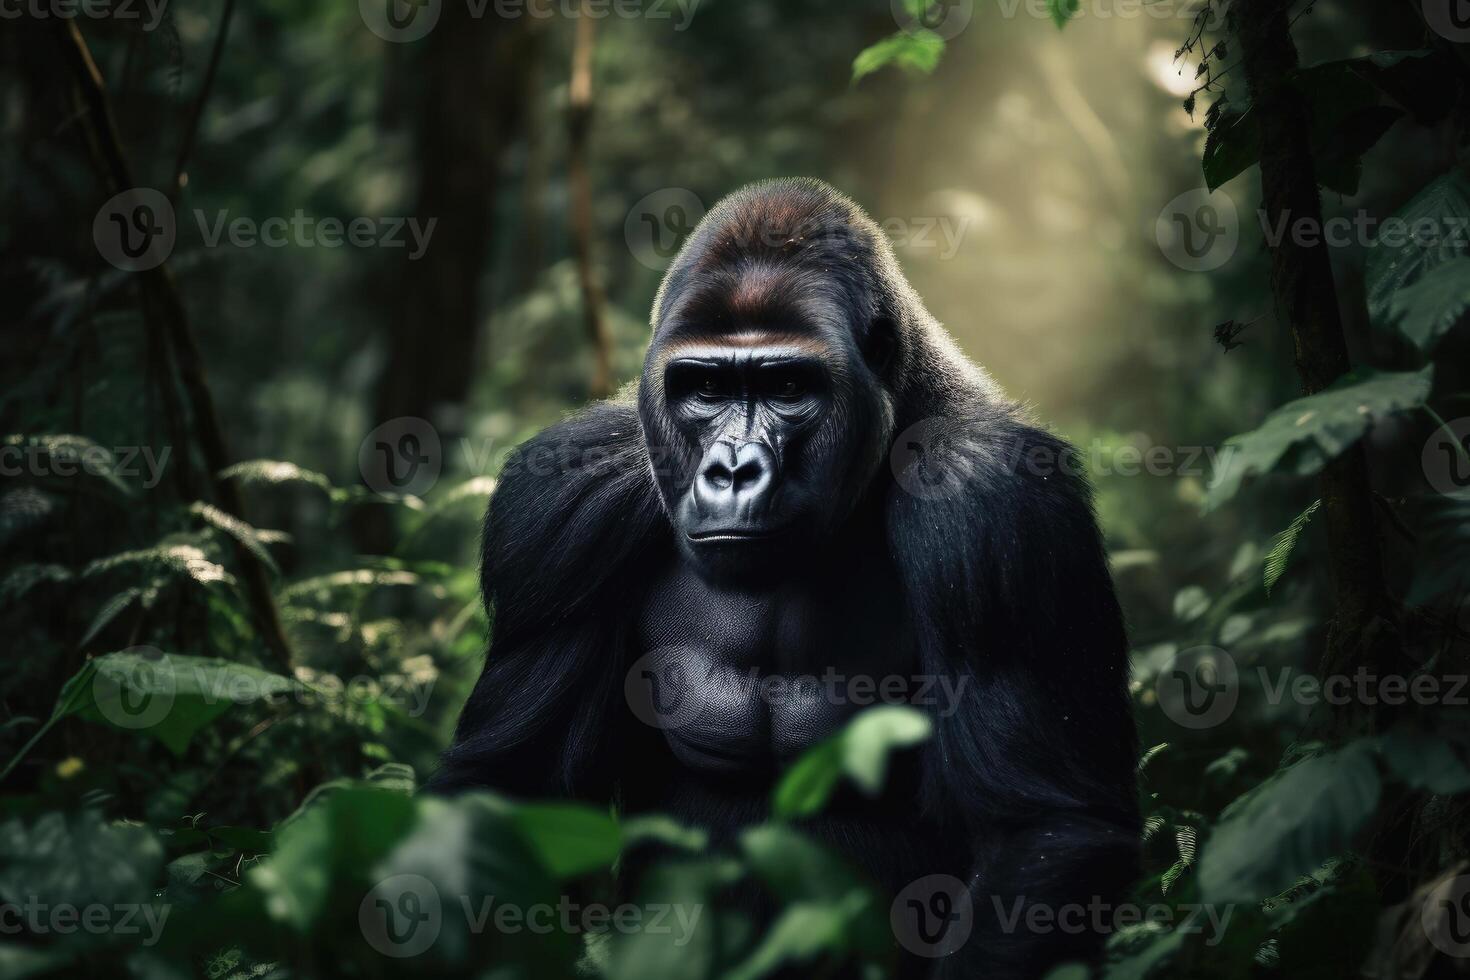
[
  {"x1": 740, "y1": 824, "x2": 877, "y2": 905},
  {"x1": 0, "y1": 563, "x2": 71, "y2": 606},
  {"x1": 220, "y1": 459, "x2": 337, "y2": 496},
  {"x1": 1263, "y1": 499, "x2": 1322, "y2": 596},
  {"x1": 1384, "y1": 256, "x2": 1470, "y2": 350},
  {"x1": 78, "y1": 586, "x2": 146, "y2": 649},
  {"x1": 1205, "y1": 367, "x2": 1433, "y2": 510},
  {"x1": 1, "y1": 434, "x2": 137, "y2": 497},
  {"x1": 1374, "y1": 729, "x2": 1470, "y2": 794},
  {"x1": 620, "y1": 815, "x2": 708, "y2": 852},
  {"x1": 84, "y1": 542, "x2": 236, "y2": 589},
  {"x1": 772, "y1": 705, "x2": 932, "y2": 818},
  {"x1": 1408, "y1": 489, "x2": 1470, "y2": 605},
  {"x1": 249, "y1": 785, "x2": 419, "y2": 931},
  {"x1": 1349, "y1": 49, "x2": 1458, "y2": 124},
  {"x1": 1366, "y1": 170, "x2": 1470, "y2": 325},
  {"x1": 852, "y1": 30, "x2": 944, "y2": 84},
  {"x1": 507, "y1": 802, "x2": 621, "y2": 879},
  {"x1": 190, "y1": 501, "x2": 286, "y2": 576},
  {"x1": 0, "y1": 810, "x2": 164, "y2": 911},
  {"x1": 279, "y1": 568, "x2": 419, "y2": 604},
  {"x1": 772, "y1": 740, "x2": 843, "y2": 819},
  {"x1": 1198, "y1": 742, "x2": 1381, "y2": 904},
  {"x1": 724, "y1": 894, "x2": 875, "y2": 980},
  {"x1": 840, "y1": 704, "x2": 932, "y2": 794},
  {"x1": 1172, "y1": 585, "x2": 1209, "y2": 622},
  {"x1": 68, "y1": 650, "x2": 294, "y2": 755},
  {"x1": 1047, "y1": 0, "x2": 1079, "y2": 28},
  {"x1": 1201, "y1": 60, "x2": 1405, "y2": 193}
]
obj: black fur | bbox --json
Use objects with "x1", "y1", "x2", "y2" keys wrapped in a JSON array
[{"x1": 433, "y1": 179, "x2": 1139, "y2": 978}]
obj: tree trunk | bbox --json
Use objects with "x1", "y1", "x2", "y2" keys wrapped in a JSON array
[
  {"x1": 567, "y1": 0, "x2": 613, "y2": 401},
  {"x1": 1232, "y1": 0, "x2": 1399, "y2": 692},
  {"x1": 357, "y1": 9, "x2": 534, "y2": 552}
]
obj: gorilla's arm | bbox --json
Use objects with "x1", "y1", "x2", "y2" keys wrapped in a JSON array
[
  {"x1": 429, "y1": 401, "x2": 668, "y2": 798},
  {"x1": 888, "y1": 409, "x2": 1139, "y2": 979}
]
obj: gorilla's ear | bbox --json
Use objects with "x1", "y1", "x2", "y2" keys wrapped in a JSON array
[{"x1": 860, "y1": 315, "x2": 897, "y2": 378}]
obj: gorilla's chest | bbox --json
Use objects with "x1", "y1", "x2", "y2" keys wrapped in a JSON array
[{"x1": 634, "y1": 556, "x2": 913, "y2": 774}]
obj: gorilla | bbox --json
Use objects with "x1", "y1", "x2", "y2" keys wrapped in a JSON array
[{"x1": 433, "y1": 178, "x2": 1139, "y2": 978}]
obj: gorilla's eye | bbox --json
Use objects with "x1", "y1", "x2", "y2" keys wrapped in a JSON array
[
  {"x1": 773, "y1": 379, "x2": 804, "y2": 402},
  {"x1": 696, "y1": 378, "x2": 723, "y2": 401}
]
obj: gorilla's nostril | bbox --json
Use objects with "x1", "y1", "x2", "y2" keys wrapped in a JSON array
[
  {"x1": 731, "y1": 460, "x2": 765, "y2": 491},
  {"x1": 704, "y1": 463, "x2": 734, "y2": 491}
]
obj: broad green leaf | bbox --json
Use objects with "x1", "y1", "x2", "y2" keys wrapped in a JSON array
[
  {"x1": 507, "y1": 802, "x2": 621, "y2": 879},
  {"x1": 620, "y1": 814, "x2": 708, "y2": 852},
  {"x1": 840, "y1": 704, "x2": 932, "y2": 794},
  {"x1": 1263, "y1": 499, "x2": 1321, "y2": 596},
  {"x1": 250, "y1": 785, "x2": 418, "y2": 931},
  {"x1": 724, "y1": 894, "x2": 875, "y2": 980},
  {"x1": 367, "y1": 793, "x2": 575, "y2": 970},
  {"x1": 1408, "y1": 489, "x2": 1470, "y2": 605},
  {"x1": 1384, "y1": 256, "x2": 1470, "y2": 350},
  {"x1": 1198, "y1": 742, "x2": 1381, "y2": 904},
  {"x1": 65, "y1": 650, "x2": 293, "y2": 755},
  {"x1": 1205, "y1": 367, "x2": 1432, "y2": 510},
  {"x1": 1172, "y1": 585, "x2": 1209, "y2": 622},
  {"x1": 1201, "y1": 61, "x2": 1404, "y2": 193},
  {"x1": 605, "y1": 857, "x2": 744, "y2": 980},
  {"x1": 852, "y1": 30, "x2": 944, "y2": 84},
  {"x1": 740, "y1": 824, "x2": 879, "y2": 909},
  {"x1": 1348, "y1": 49, "x2": 1458, "y2": 123},
  {"x1": 0, "y1": 810, "x2": 164, "y2": 911},
  {"x1": 772, "y1": 740, "x2": 842, "y2": 819},
  {"x1": 1366, "y1": 170, "x2": 1470, "y2": 325},
  {"x1": 772, "y1": 705, "x2": 932, "y2": 818},
  {"x1": 1374, "y1": 729, "x2": 1470, "y2": 794}
]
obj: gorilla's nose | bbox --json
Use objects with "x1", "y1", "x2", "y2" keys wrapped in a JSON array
[{"x1": 693, "y1": 441, "x2": 775, "y2": 524}]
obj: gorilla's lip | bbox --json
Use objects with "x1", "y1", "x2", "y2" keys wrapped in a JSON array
[{"x1": 685, "y1": 527, "x2": 784, "y2": 544}]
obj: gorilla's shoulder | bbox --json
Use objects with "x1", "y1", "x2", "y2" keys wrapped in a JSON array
[{"x1": 480, "y1": 400, "x2": 667, "y2": 623}]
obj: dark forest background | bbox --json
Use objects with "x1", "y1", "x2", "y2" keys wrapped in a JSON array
[{"x1": 2, "y1": 0, "x2": 1470, "y2": 976}]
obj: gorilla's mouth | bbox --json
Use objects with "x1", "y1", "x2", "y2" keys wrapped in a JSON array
[{"x1": 685, "y1": 527, "x2": 784, "y2": 544}]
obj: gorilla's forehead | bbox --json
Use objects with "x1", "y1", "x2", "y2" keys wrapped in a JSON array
[
  {"x1": 655, "y1": 332, "x2": 828, "y2": 363},
  {"x1": 659, "y1": 260, "x2": 859, "y2": 344}
]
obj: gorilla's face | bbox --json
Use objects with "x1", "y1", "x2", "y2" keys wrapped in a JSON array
[{"x1": 640, "y1": 319, "x2": 894, "y2": 581}]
